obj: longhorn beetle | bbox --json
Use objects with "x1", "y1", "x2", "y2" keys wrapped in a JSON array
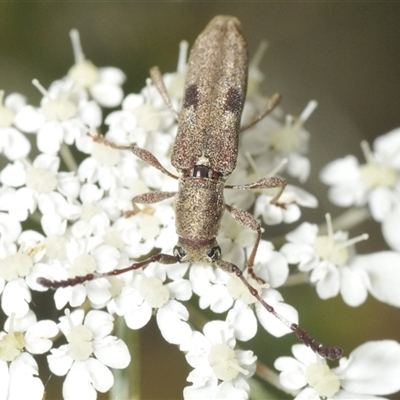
[{"x1": 39, "y1": 15, "x2": 343, "y2": 360}]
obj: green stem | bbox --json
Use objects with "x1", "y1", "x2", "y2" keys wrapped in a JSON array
[
  {"x1": 60, "y1": 143, "x2": 78, "y2": 172},
  {"x1": 110, "y1": 316, "x2": 141, "y2": 400}
]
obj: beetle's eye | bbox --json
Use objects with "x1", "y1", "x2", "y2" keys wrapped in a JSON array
[
  {"x1": 173, "y1": 245, "x2": 186, "y2": 261},
  {"x1": 207, "y1": 246, "x2": 221, "y2": 262}
]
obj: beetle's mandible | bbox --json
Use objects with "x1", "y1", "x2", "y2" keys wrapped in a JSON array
[{"x1": 39, "y1": 16, "x2": 343, "y2": 360}]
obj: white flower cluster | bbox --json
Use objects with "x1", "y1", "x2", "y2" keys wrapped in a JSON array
[{"x1": 0, "y1": 28, "x2": 399, "y2": 400}]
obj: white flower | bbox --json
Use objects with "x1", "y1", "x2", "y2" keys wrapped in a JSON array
[
  {"x1": 0, "y1": 90, "x2": 31, "y2": 160},
  {"x1": 113, "y1": 261, "x2": 192, "y2": 345},
  {"x1": 0, "y1": 352, "x2": 45, "y2": 400},
  {"x1": 280, "y1": 215, "x2": 372, "y2": 306},
  {"x1": 0, "y1": 312, "x2": 58, "y2": 361},
  {"x1": 0, "y1": 225, "x2": 46, "y2": 317},
  {"x1": 68, "y1": 29, "x2": 125, "y2": 108},
  {"x1": 274, "y1": 341, "x2": 400, "y2": 399},
  {"x1": 226, "y1": 241, "x2": 297, "y2": 341},
  {"x1": 254, "y1": 184, "x2": 318, "y2": 225},
  {"x1": 0, "y1": 153, "x2": 67, "y2": 221},
  {"x1": 0, "y1": 312, "x2": 58, "y2": 400},
  {"x1": 320, "y1": 129, "x2": 400, "y2": 224},
  {"x1": 241, "y1": 101, "x2": 316, "y2": 183},
  {"x1": 47, "y1": 309, "x2": 130, "y2": 400},
  {"x1": 181, "y1": 321, "x2": 256, "y2": 400}
]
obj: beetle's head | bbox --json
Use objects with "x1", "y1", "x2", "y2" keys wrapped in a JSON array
[{"x1": 173, "y1": 237, "x2": 221, "y2": 264}]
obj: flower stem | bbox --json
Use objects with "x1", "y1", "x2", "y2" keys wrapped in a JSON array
[
  {"x1": 111, "y1": 316, "x2": 141, "y2": 400},
  {"x1": 60, "y1": 143, "x2": 78, "y2": 172},
  {"x1": 255, "y1": 361, "x2": 300, "y2": 396}
]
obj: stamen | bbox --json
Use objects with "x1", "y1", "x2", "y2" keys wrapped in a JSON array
[
  {"x1": 325, "y1": 213, "x2": 334, "y2": 239},
  {"x1": 177, "y1": 40, "x2": 188, "y2": 74},
  {"x1": 0, "y1": 90, "x2": 15, "y2": 128},
  {"x1": 249, "y1": 40, "x2": 268, "y2": 69},
  {"x1": 69, "y1": 29, "x2": 85, "y2": 64},
  {"x1": 299, "y1": 100, "x2": 318, "y2": 125},
  {"x1": 360, "y1": 140, "x2": 375, "y2": 164},
  {"x1": 336, "y1": 233, "x2": 369, "y2": 250},
  {"x1": 32, "y1": 79, "x2": 51, "y2": 98}
]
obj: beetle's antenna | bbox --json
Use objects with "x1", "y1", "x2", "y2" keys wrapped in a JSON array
[
  {"x1": 215, "y1": 259, "x2": 343, "y2": 360},
  {"x1": 37, "y1": 253, "x2": 178, "y2": 289}
]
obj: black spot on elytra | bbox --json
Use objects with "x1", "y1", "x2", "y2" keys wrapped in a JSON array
[
  {"x1": 224, "y1": 87, "x2": 243, "y2": 115},
  {"x1": 183, "y1": 84, "x2": 199, "y2": 109}
]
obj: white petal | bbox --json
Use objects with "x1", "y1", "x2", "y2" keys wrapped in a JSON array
[
  {"x1": 0, "y1": 360, "x2": 10, "y2": 399},
  {"x1": 57, "y1": 172, "x2": 81, "y2": 199},
  {"x1": 226, "y1": 302, "x2": 257, "y2": 341},
  {"x1": 62, "y1": 361, "x2": 95, "y2": 400},
  {"x1": 213, "y1": 380, "x2": 249, "y2": 399},
  {"x1": 334, "y1": 389, "x2": 385, "y2": 399},
  {"x1": 25, "y1": 320, "x2": 59, "y2": 354},
  {"x1": 294, "y1": 387, "x2": 320, "y2": 400},
  {"x1": 37, "y1": 121, "x2": 63, "y2": 154},
  {"x1": 84, "y1": 310, "x2": 114, "y2": 339},
  {"x1": 382, "y1": 204, "x2": 400, "y2": 251},
  {"x1": 165, "y1": 278, "x2": 192, "y2": 301},
  {"x1": 0, "y1": 161, "x2": 26, "y2": 187},
  {"x1": 287, "y1": 153, "x2": 310, "y2": 182},
  {"x1": 93, "y1": 335, "x2": 130, "y2": 368},
  {"x1": 352, "y1": 252, "x2": 400, "y2": 306},
  {"x1": 98, "y1": 67, "x2": 126, "y2": 85},
  {"x1": 374, "y1": 127, "x2": 400, "y2": 168},
  {"x1": 339, "y1": 266, "x2": 368, "y2": 307},
  {"x1": 8, "y1": 187, "x2": 37, "y2": 221},
  {"x1": 253, "y1": 246, "x2": 288, "y2": 288},
  {"x1": 320, "y1": 155, "x2": 360, "y2": 185},
  {"x1": 8, "y1": 354, "x2": 44, "y2": 400},
  {"x1": 368, "y1": 187, "x2": 395, "y2": 222},
  {"x1": 274, "y1": 356, "x2": 306, "y2": 390},
  {"x1": 84, "y1": 358, "x2": 114, "y2": 392},
  {"x1": 124, "y1": 302, "x2": 152, "y2": 329},
  {"x1": 337, "y1": 340, "x2": 400, "y2": 395},
  {"x1": 2, "y1": 279, "x2": 31, "y2": 317},
  {"x1": 310, "y1": 262, "x2": 340, "y2": 299},
  {"x1": 0, "y1": 212, "x2": 22, "y2": 242},
  {"x1": 156, "y1": 300, "x2": 191, "y2": 345},
  {"x1": 0, "y1": 128, "x2": 31, "y2": 160},
  {"x1": 14, "y1": 105, "x2": 45, "y2": 133},
  {"x1": 201, "y1": 283, "x2": 233, "y2": 313},
  {"x1": 285, "y1": 222, "x2": 318, "y2": 245},
  {"x1": 90, "y1": 82, "x2": 124, "y2": 108},
  {"x1": 5, "y1": 92, "x2": 27, "y2": 111},
  {"x1": 47, "y1": 345, "x2": 73, "y2": 376},
  {"x1": 78, "y1": 100, "x2": 102, "y2": 127}
]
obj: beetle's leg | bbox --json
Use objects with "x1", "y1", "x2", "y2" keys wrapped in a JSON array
[
  {"x1": 239, "y1": 93, "x2": 281, "y2": 133},
  {"x1": 124, "y1": 191, "x2": 177, "y2": 218},
  {"x1": 225, "y1": 176, "x2": 286, "y2": 204},
  {"x1": 90, "y1": 133, "x2": 179, "y2": 181},
  {"x1": 224, "y1": 204, "x2": 264, "y2": 283},
  {"x1": 225, "y1": 177, "x2": 286, "y2": 281}
]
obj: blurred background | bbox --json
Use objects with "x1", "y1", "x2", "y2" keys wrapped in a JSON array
[{"x1": 1, "y1": 2, "x2": 400, "y2": 399}]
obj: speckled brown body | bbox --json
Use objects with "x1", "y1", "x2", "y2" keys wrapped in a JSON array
[
  {"x1": 172, "y1": 16, "x2": 248, "y2": 176},
  {"x1": 172, "y1": 16, "x2": 249, "y2": 263},
  {"x1": 175, "y1": 178, "x2": 225, "y2": 241}
]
